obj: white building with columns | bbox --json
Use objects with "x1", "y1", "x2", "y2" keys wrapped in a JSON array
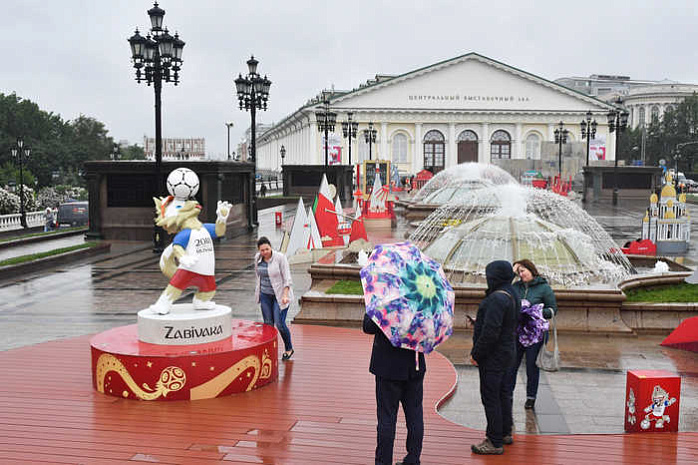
[
  {"x1": 256, "y1": 53, "x2": 616, "y2": 176},
  {"x1": 623, "y1": 84, "x2": 698, "y2": 130}
]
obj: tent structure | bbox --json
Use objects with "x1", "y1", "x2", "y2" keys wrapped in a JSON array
[{"x1": 660, "y1": 316, "x2": 698, "y2": 353}]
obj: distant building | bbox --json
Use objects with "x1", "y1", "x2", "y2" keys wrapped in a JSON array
[
  {"x1": 143, "y1": 137, "x2": 206, "y2": 161},
  {"x1": 255, "y1": 52, "x2": 615, "y2": 176},
  {"x1": 553, "y1": 74, "x2": 672, "y2": 98},
  {"x1": 623, "y1": 84, "x2": 698, "y2": 130},
  {"x1": 237, "y1": 124, "x2": 273, "y2": 164},
  {"x1": 555, "y1": 75, "x2": 698, "y2": 130}
]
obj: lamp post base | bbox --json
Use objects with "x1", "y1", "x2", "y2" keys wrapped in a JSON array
[{"x1": 612, "y1": 188, "x2": 619, "y2": 206}]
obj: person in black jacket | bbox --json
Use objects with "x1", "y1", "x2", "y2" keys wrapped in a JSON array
[
  {"x1": 363, "y1": 313, "x2": 426, "y2": 465},
  {"x1": 470, "y1": 260, "x2": 520, "y2": 455}
]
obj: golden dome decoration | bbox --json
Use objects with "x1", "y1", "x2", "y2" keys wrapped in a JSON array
[
  {"x1": 679, "y1": 193, "x2": 686, "y2": 203},
  {"x1": 667, "y1": 199, "x2": 674, "y2": 208},
  {"x1": 650, "y1": 193, "x2": 658, "y2": 203},
  {"x1": 660, "y1": 184, "x2": 677, "y2": 199},
  {"x1": 664, "y1": 210, "x2": 676, "y2": 219}
]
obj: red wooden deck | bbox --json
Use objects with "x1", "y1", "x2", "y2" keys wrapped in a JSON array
[{"x1": 0, "y1": 324, "x2": 696, "y2": 464}]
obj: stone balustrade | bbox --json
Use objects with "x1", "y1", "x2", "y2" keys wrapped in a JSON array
[{"x1": 0, "y1": 211, "x2": 46, "y2": 231}]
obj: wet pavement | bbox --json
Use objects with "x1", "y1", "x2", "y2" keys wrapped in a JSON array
[
  {"x1": 0, "y1": 235, "x2": 86, "y2": 261},
  {"x1": 0, "y1": 198, "x2": 695, "y2": 435}
]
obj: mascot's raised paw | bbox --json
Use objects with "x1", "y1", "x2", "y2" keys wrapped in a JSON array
[{"x1": 216, "y1": 200, "x2": 232, "y2": 221}]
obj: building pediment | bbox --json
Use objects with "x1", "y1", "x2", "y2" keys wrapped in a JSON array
[{"x1": 328, "y1": 53, "x2": 611, "y2": 113}]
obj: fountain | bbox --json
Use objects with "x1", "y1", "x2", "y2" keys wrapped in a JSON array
[
  {"x1": 404, "y1": 163, "x2": 518, "y2": 220},
  {"x1": 298, "y1": 174, "x2": 696, "y2": 335},
  {"x1": 410, "y1": 184, "x2": 634, "y2": 287}
]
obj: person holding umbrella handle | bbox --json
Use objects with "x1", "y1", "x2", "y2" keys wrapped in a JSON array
[{"x1": 363, "y1": 313, "x2": 425, "y2": 465}]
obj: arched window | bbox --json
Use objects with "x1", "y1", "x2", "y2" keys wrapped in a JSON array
[
  {"x1": 457, "y1": 130, "x2": 478, "y2": 142},
  {"x1": 392, "y1": 133, "x2": 408, "y2": 163},
  {"x1": 639, "y1": 107, "x2": 646, "y2": 127},
  {"x1": 665, "y1": 104, "x2": 676, "y2": 114},
  {"x1": 651, "y1": 105, "x2": 660, "y2": 122},
  {"x1": 525, "y1": 133, "x2": 541, "y2": 160},
  {"x1": 423, "y1": 130, "x2": 445, "y2": 173},
  {"x1": 490, "y1": 130, "x2": 511, "y2": 160}
]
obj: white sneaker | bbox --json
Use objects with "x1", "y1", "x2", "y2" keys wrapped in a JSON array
[
  {"x1": 149, "y1": 294, "x2": 173, "y2": 315},
  {"x1": 193, "y1": 296, "x2": 216, "y2": 310}
]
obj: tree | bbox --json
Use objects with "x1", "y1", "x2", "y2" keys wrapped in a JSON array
[
  {"x1": 120, "y1": 144, "x2": 146, "y2": 160},
  {"x1": 644, "y1": 93, "x2": 698, "y2": 172},
  {"x1": 0, "y1": 92, "x2": 122, "y2": 188}
]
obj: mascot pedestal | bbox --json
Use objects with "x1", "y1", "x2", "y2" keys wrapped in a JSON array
[
  {"x1": 90, "y1": 320, "x2": 278, "y2": 401},
  {"x1": 90, "y1": 167, "x2": 278, "y2": 401}
]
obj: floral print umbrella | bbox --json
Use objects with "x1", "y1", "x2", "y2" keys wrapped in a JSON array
[
  {"x1": 516, "y1": 299, "x2": 549, "y2": 347},
  {"x1": 360, "y1": 241, "x2": 455, "y2": 354}
]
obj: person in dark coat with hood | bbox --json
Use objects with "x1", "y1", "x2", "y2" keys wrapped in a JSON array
[
  {"x1": 505, "y1": 259, "x2": 557, "y2": 410},
  {"x1": 363, "y1": 313, "x2": 426, "y2": 465},
  {"x1": 470, "y1": 260, "x2": 520, "y2": 455}
]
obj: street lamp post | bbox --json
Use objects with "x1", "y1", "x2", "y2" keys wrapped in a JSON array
[
  {"x1": 580, "y1": 111, "x2": 598, "y2": 203},
  {"x1": 315, "y1": 94, "x2": 337, "y2": 173},
  {"x1": 363, "y1": 122, "x2": 377, "y2": 161},
  {"x1": 280, "y1": 145, "x2": 286, "y2": 169},
  {"x1": 608, "y1": 97, "x2": 630, "y2": 206},
  {"x1": 225, "y1": 122, "x2": 234, "y2": 160},
  {"x1": 553, "y1": 121, "x2": 569, "y2": 180},
  {"x1": 111, "y1": 143, "x2": 121, "y2": 161},
  {"x1": 128, "y1": 1, "x2": 186, "y2": 252},
  {"x1": 341, "y1": 112, "x2": 359, "y2": 165},
  {"x1": 235, "y1": 55, "x2": 271, "y2": 227},
  {"x1": 11, "y1": 138, "x2": 30, "y2": 229}
]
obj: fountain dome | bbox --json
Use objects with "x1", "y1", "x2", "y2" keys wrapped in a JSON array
[
  {"x1": 410, "y1": 185, "x2": 634, "y2": 287},
  {"x1": 412, "y1": 163, "x2": 518, "y2": 205}
]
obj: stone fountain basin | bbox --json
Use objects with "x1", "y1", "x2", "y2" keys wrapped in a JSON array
[{"x1": 298, "y1": 262, "x2": 696, "y2": 334}]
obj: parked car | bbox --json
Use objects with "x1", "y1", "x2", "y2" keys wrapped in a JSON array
[{"x1": 57, "y1": 201, "x2": 89, "y2": 227}]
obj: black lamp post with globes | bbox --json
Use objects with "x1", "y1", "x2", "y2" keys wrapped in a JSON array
[
  {"x1": 235, "y1": 55, "x2": 271, "y2": 227},
  {"x1": 128, "y1": 1, "x2": 186, "y2": 252},
  {"x1": 11, "y1": 138, "x2": 30, "y2": 229}
]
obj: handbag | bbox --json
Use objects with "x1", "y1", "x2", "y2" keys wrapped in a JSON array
[{"x1": 536, "y1": 311, "x2": 560, "y2": 372}]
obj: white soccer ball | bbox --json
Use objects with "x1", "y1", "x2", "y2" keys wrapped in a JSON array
[{"x1": 167, "y1": 167, "x2": 200, "y2": 200}]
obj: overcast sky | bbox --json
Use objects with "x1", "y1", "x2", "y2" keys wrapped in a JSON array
[{"x1": 2, "y1": 1, "x2": 697, "y2": 159}]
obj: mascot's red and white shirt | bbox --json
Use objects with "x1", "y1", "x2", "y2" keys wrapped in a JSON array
[{"x1": 173, "y1": 224, "x2": 218, "y2": 276}]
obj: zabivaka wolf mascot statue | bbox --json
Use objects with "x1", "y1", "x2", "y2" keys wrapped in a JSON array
[{"x1": 150, "y1": 168, "x2": 231, "y2": 315}]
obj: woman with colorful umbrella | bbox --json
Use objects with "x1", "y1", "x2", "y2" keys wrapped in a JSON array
[{"x1": 361, "y1": 241, "x2": 454, "y2": 465}]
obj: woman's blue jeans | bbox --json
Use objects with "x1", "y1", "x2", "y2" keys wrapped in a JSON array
[
  {"x1": 260, "y1": 292, "x2": 293, "y2": 352},
  {"x1": 504, "y1": 334, "x2": 546, "y2": 400}
]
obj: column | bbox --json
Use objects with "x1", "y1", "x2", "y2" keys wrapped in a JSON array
[
  {"x1": 308, "y1": 120, "x2": 317, "y2": 165},
  {"x1": 448, "y1": 122, "x2": 457, "y2": 168},
  {"x1": 480, "y1": 122, "x2": 489, "y2": 163},
  {"x1": 381, "y1": 122, "x2": 388, "y2": 161},
  {"x1": 514, "y1": 123, "x2": 522, "y2": 159},
  {"x1": 414, "y1": 123, "x2": 423, "y2": 172}
]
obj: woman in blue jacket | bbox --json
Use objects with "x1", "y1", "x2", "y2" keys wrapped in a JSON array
[{"x1": 505, "y1": 259, "x2": 557, "y2": 410}]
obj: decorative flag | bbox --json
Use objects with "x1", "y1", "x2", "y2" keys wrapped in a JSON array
[
  {"x1": 369, "y1": 169, "x2": 387, "y2": 213},
  {"x1": 349, "y1": 206, "x2": 368, "y2": 243},
  {"x1": 312, "y1": 174, "x2": 343, "y2": 246},
  {"x1": 285, "y1": 198, "x2": 308, "y2": 258},
  {"x1": 307, "y1": 207, "x2": 323, "y2": 249}
]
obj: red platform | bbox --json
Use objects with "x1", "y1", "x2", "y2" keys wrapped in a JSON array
[
  {"x1": 90, "y1": 319, "x2": 278, "y2": 401},
  {"x1": 625, "y1": 369, "x2": 681, "y2": 433}
]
